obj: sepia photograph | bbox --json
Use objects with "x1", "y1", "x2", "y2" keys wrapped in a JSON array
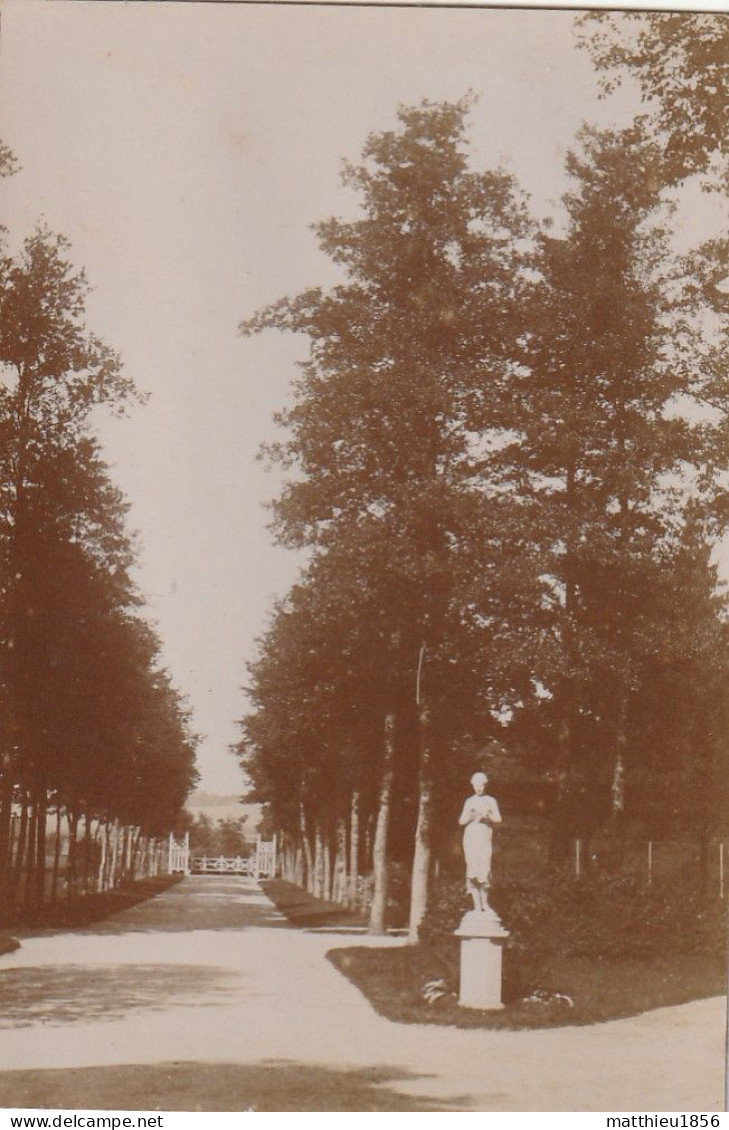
[{"x1": 0, "y1": 0, "x2": 726, "y2": 1114}]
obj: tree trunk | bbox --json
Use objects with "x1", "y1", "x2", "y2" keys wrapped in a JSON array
[
  {"x1": 50, "y1": 806, "x2": 63, "y2": 903},
  {"x1": 348, "y1": 791, "x2": 360, "y2": 909},
  {"x1": 334, "y1": 818, "x2": 347, "y2": 904},
  {"x1": 369, "y1": 712, "x2": 396, "y2": 935},
  {"x1": 0, "y1": 751, "x2": 14, "y2": 910},
  {"x1": 24, "y1": 801, "x2": 38, "y2": 908},
  {"x1": 109, "y1": 820, "x2": 120, "y2": 889},
  {"x1": 312, "y1": 825, "x2": 323, "y2": 899},
  {"x1": 83, "y1": 813, "x2": 94, "y2": 892},
  {"x1": 551, "y1": 464, "x2": 579, "y2": 860},
  {"x1": 285, "y1": 838, "x2": 295, "y2": 884},
  {"x1": 119, "y1": 826, "x2": 130, "y2": 881},
  {"x1": 322, "y1": 833, "x2": 332, "y2": 902},
  {"x1": 97, "y1": 820, "x2": 108, "y2": 892},
  {"x1": 137, "y1": 833, "x2": 148, "y2": 879},
  {"x1": 66, "y1": 810, "x2": 79, "y2": 899},
  {"x1": 611, "y1": 682, "x2": 629, "y2": 819},
  {"x1": 7, "y1": 808, "x2": 17, "y2": 875},
  {"x1": 34, "y1": 788, "x2": 47, "y2": 909},
  {"x1": 9, "y1": 797, "x2": 28, "y2": 908},
  {"x1": 129, "y1": 827, "x2": 142, "y2": 880},
  {"x1": 299, "y1": 805, "x2": 314, "y2": 892},
  {"x1": 610, "y1": 488, "x2": 632, "y2": 833},
  {"x1": 408, "y1": 700, "x2": 433, "y2": 943}
]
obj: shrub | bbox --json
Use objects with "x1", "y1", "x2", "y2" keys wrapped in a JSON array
[
  {"x1": 418, "y1": 880, "x2": 470, "y2": 951},
  {"x1": 386, "y1": 862, "x2": 412, "y2": 918},
  {"x1": 0, "y1": 933, "x2": 20, "y2": 957},
  {"x1": 419, "y1": 870, "x2": 727, "y2": 964}
]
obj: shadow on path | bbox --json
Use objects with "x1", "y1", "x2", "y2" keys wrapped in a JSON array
[
  {"x1": 0, "y1": 965, "x2": 240, "y2": 1028},
  {"x1": 0, "y1": 1061, "x2": 471, "y2": 1112},
  {"x1": 22, "y1": 877, "x2": 287, "y2": 937}
]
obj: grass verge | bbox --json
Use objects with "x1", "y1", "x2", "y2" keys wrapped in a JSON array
[
  {"x1": 261, "y1": 879, "x2": 366, "y2": 929},
  {"x1": 327, "y1": 943, "x2": 727, "y2": 1029},
  {"x1": 5, "y1": 876, "x2": 182, "y2": 935}
]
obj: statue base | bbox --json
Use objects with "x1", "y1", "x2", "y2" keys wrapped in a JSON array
[{"x1": 455, "y1": 907, "x2": 508, "y2": 1010}]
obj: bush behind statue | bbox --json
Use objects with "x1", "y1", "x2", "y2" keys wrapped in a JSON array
[{"x1": 419, "y1": 871, "x2": 726, "y2": 962}]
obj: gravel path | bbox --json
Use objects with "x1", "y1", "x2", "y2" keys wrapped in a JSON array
[{"x1": 0, "y1": 876, "x2": 724, "y2": 1111}]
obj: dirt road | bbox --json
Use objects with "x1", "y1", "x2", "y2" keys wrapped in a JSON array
[{"x1": 0, "y1": 876, "x2": 724, "y2": 1111}]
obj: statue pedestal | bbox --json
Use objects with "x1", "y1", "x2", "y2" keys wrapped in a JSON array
[{"x1": 455, "y1": 908, "x2": 509, "y2": 1010}]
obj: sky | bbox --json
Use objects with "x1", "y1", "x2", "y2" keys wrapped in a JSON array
[{"x1": 0, "y1": 0, "x2": 723, "y2": 793}]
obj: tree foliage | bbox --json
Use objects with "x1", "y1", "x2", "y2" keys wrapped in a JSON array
[
  {"x1": 576, "y1": 12, "x2": 729, "y2": 189},
  {"x1": 0, "y1": 213, "x2": 198, "y2": 912},
  {"x1": 239, "y1": 93, "x2": 729, "y2": 926}
]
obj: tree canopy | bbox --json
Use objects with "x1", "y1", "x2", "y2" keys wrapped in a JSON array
[
  {"x1": 0, "y1": 195, "x2": 198, "y2": 914},
  {"x1": 239, "y1": 90, "x2": 729, "y2": 930}
]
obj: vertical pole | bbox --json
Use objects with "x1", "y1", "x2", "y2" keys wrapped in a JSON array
[
  {"x1": 648, "y1": 841, "x2": 653, "y2": 884},
  {"x1": 575, "y1": 839, "x2": 581, "y2": 878}
]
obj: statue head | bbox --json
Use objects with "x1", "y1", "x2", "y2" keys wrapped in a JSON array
[{"x1": 470, "y1": 771, "x2": 488, "y2": 795}]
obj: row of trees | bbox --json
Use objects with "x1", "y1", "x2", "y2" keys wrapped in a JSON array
[
  {"x1": 237, "y1": 14, "x2": 729, "y2": 937},
  {"x1": 0, "y1": 150, "x2": 198, "y2": 918},
  {"x1": 187, "y1": 813, "x2": 252, "y2": 858}
]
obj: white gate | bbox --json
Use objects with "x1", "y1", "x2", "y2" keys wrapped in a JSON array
[
  {"x1": 255, "y1": 836, "x2": 277, "y2": 879},
  {"x1": 191, "y1": 855, "x2": 254, "y2": 875},
  {"x1": 189, "y1": 839, "x2": 276, "y2": 878},
  {"x1": 168, "y1": 831, "x2": 190, "y2": 874}
]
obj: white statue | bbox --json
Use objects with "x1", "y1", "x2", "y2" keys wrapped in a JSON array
[{"x1": 459, "y1": 771, "x2": 502, "y2": 912}]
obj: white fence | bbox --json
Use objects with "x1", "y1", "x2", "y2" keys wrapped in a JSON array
[
  {"x1": 190, "y1": 837, "x2": 277, "y2": 879},
  {"x1": 192, "y1": 855, "x2": 254, "y2": 875}
]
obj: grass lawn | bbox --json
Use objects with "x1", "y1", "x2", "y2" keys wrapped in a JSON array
[{"x1": 327, "y1": 943, "x2": 727, "y2": 1029}]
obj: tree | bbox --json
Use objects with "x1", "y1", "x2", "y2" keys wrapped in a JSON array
[
  {"x1": 0, "y1": 229, "x2": 133, "y2": 904},
  {"x1": 240, "y1": 97, "x2": 546, "y2": 933},
  {"x1": 620, "y1": 510, "x2": 729, "y2": 850},
  {"x1": 509, "y1": 124, "x2": 729, "y2": 839},
  {"x1": 0, "y1": 225, "x2": 197, "y2": 910},
  {"x1": 576, "y1": 12, "x2": 729, "y2": 189},
  {"x1": 574, "y1": 13, "x2": 729, "y2": 845},
  {"x1": 240, "y1": 543, "x2": 393, "y2": 903}
]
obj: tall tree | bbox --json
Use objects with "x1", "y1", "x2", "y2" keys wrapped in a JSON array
[
  {"x1": 0, "y1": 226, "x2": 197, "y2": 909},
  {"x1": 241, "y1": 98, "x2": 544, "y2": 932},
  {"x1": 510, "y1": 124, "x2": 729, "y2": 837},
  {"x1": 577, "y1": 12, "x2": 729, "y2": 190}
]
